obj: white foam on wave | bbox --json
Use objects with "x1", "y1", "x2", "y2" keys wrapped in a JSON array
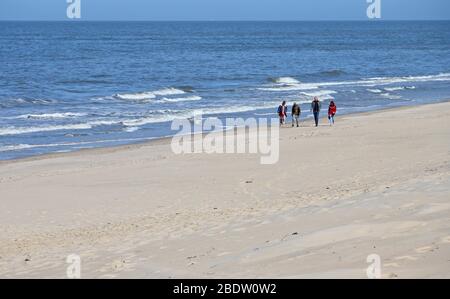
[
  {"x1": 116, "y1": 93, "x2": 153, "y2": 101},
  {"x1": 261, "y1": 73, "x2": 450, "y2": 92},
  {"x1": 380, "y1": 93, "x2": 403, "y2": 100},
  {"x1": 0, "y1": 99, "x2": 307, "y2": 137},
  {"x1": 384, "y1": 86, "x2": 416, "y2": 92},
  {"x1": 260, "y1": 84, "x2": 320, "y2": 92},
  {"x1": 273, "y1": 77, "x2": 301, "y2": 85},
  {"x1": 121, "y1": 114, "x2": 188, "y2": 127},
  {"x1": 153, "y1": 88, "x2": 187, "y2": 96},
  {"x1": 0, "y1": 123, "x2": 93, "y2": 136},
  {"x1": 115, "y1": 88, "x2": 186, "y2": 101},
  {"x1": 121, "y1": 102, "x2": 280, "y2": 127},
  {"x1": 301, "y1": 90, "x2": 337, "y2": 98},
  {"x1": 259, "y1": 77, "x2": 320, "y2": 92},
  {"x1": 201, "y1": 103, "x2": 278, "y2": 115},
  {"x1": 124, "y1": 127, "x2": 140, "y2": 133},
  {"x1": 0, "y1": 144, "x2": 35, "y2": 152},
  {"x1": 367, "y1": 89, "x2": 383, "y2": 94},
  {"x1": 115, "y1": 92, "x2": 156, "y2": 101},
  {"x1": 0, "y1": 118, "x2": 133, "y2": 136},
  {"x1": 0, "y1": 136, "x2": 157, "y2": 152},
  {"x1": 6, "y1": 112, "x2": 87, "y2": 120},
  {"x1": 156, "y1": 96, "x2": 202, "y2": 103}
]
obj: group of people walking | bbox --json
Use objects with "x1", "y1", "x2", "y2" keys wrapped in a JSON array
[{"x1": 278, "y1": 97, "x2": 337, "y2": 127}]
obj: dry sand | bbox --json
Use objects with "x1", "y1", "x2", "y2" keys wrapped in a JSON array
[{"x1": 0, "y1": 102, "x2": 449, "y2": 278}]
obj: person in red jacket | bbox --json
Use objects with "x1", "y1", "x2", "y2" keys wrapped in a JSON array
[
  {"x1": 328, "y1": 100, "x2": 337, "y2": 126},
  {"x1": 277, "y1": 101, "x2": 288, "y2": 126}
]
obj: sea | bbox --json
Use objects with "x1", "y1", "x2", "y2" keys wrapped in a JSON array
[{"x1": 0, "y1": 21, "x2": 449, "y2": 160}]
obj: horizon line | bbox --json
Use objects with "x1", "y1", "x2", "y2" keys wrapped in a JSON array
[{"x1": 1, "y1": 19, "x2": 449, "y2": 22}]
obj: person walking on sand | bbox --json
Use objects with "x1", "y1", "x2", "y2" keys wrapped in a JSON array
[
  {"x1": 311, "y1": 97, "x2": 321, "y2": 127},
  {"x1": 291, "y1": 102, "x2": 301, "y2": 127},
  {"x1": 328, "y1": 100, "x2": 337, "y2": 126},
  {"x1": 278, "y1": 101, "x2": 288, "y2": 126}
]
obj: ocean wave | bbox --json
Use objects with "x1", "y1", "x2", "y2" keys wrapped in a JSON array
[
  {"x1": 156, "y1": 96, "x2": 202, "y2": 103},
  {"x1": 367, "y1": 89, "x2": 383, "y2": 94},
  {"x1": 0, "y1": 118, "x2": 131, "y2": 136},
  {"x1": 357, "y1": 73, "x2": 450, "y2": 87},
  {"x1": 153, "y1": 88, "x2": 187, "y2": 96},
  {"x1": 115, "y1": 91, "x2": 156, "y2": 101},
  {"x1": 201, "y1": 103, "x2": 278, "y2": 115},
  {"x1": 300, "y1": 90, "x2": 337, "y2": 98},
  {"x1": 269, "y1": 77, "x2": 301, "y2": 85},
  {"x1": 259, "y1": 83, "x2": 320, "y2": 92},
  {"x1": 2, "y1": 96, "x2": 346, "y2": 137},
  {"x1": 123, "y1": 126, "x2": 140, "y2": 133},
  {"x1": 0, "y1": 144, "x2": 35, "y2": 152},
  {"x1": 0, "y1": 98, "x2": 57, "y2": 108},
  {"x1": 0, "y1": 123, "x2": 93, "y2": 136},
  {"x1": 384, "y1": 86, "x2": 416, "y2": 92},
  {"x1": 261, "y1": 73, "x2": 450, "y2": 92},
  {"x1": 263, "y1": 77, "x2": 321, "y2": 91},
  {"x1": 0, "y1": 137, "x2": 156, "y2": 152},
  {"x1": 380, "y1": 93, "x2": 403, "y2": 100},
  {"x1": 0, "y1": 101, "x2": 282, "y2": 136},
  {"x1": 115, "y1": 88, "x2": 186, "y2": 101},
  {"x1": 6, "y1": 112, "x2": 87, "y2": 120},
  {"x1": 121, "y1": 102, "x2": 280, "y2": 127},
  {"x1": 176, "y1": 86, "x2": 195, "y2": 93}
]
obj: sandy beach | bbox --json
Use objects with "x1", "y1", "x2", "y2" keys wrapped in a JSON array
[{"x1": 0, "y1": 101, "x2": 449, "y2": 279}]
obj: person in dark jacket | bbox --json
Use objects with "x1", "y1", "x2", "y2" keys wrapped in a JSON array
[
  {"x1": 291, "y1": 102, "x2": 301, "y2": 127},
  {"x1": 310, "y1": 97, "x2": 322, "y2": 127}
]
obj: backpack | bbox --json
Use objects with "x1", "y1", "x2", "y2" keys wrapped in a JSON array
[{"x1": 277, "y1": 105, "x2": 283, "y2": 114}]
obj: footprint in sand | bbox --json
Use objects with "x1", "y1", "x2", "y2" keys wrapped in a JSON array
[
  {"x1": 217, "y1": 252, "x2": 232, "y2": 257},
  {"x1": 394, "y1": 255, "x2": 418, "y2": 261},
  {"x1": 440, "y1": 236, "x2": 450, "y2": 244},
  {"x1": 383, "y1": 262, "x2": 400, "y2": 268},
  {"x1": 110, "y1": 259, "x2": 128, "y2": 272},
  {"x1": 415, "y1": 246, "x2": 434, "y2": 254}
]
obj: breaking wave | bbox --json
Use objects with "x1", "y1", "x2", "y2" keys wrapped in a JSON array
[
  {"x1": 156, "y1": 96, "x2": 202, "y2": 103},
  {"x1": 0, "y1": 102, "x2": 280, "y2": 136},
  {"x1": 5, "y1": 112, "x2": 87, "y2": 120},
  {"x1": 115, "y1": 88, "x2": 186, "y2": 101},
  {"x1": 301, "y1": 90, "x2": 337, "y2": 99},
  {"x1": 384, "y1": 86, "x2": 416, "y2": 92},
  {"x1": 261, "y1": 73, "x2": 450, "y2": 92}
]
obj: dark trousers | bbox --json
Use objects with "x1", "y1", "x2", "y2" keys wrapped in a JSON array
[{"x1": 313, "y1": 112, "x2": 320, "y2": 126}]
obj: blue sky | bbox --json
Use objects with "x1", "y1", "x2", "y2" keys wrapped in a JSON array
[{"x1": 0, "y1": 0, "x2": 449, "y2": 21}]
